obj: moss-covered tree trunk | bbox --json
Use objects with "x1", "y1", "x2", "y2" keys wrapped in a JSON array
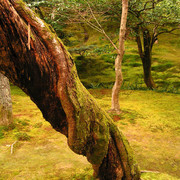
[
  {"x1": 0, "y1": 73, "x2": 13, "y2": 126},
  {"x1": 0, "y1": 0, "x2": 140, "y2": 179}
]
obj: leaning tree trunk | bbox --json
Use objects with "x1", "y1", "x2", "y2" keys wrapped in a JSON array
[
  {"x1": 0, "y1": 73, "x2": 13, "y2": 126},
  {"x1": 0, "y1": 0, "x2": 140, "y2": 179},
  {"x1": 111, "y1": 0, "x2": 128, "y2": 113}
]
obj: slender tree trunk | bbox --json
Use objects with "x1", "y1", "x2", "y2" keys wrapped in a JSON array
[
  {"x1": 0, "y1": 73, "x2": 13, "y2": 126},
  {"x1": 0, "y1": 0, "x2": 140, "y2": 179},
  {"x1": 111, "y1": 55, "x2": 123, "y2": 113},
  {"x1": 135, "y1": 28, "x2": 156, "y2": 89},
  {"x1": 142, "y1": 29, "x2": 156, "y2": 89},
  {"x1": 111, "y1": 0, "x2": 128, "y2": 113},
  {"x1": 142, "y1": 54, "x2": 156, "y2": 89}
]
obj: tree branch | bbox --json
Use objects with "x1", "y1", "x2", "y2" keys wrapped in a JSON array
[
  {"x1": 157, "y1": 27, "x2": 180, "y2": 36},
  {"x1": 78, "y1": 11, "x2": 103, "y2": 33},
  {"x1": 85, "y1": 1, "x2": 119, "y2": 53},
  {"x1": 138, "y1": 0, "x2": 163, "y2": 13},
  {"x1": 135, "y1": 27, "x2": 144, "y2": 59}
]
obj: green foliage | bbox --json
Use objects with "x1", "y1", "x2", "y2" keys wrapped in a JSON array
[
  {"x1": 128, "y1": 0, "x2": 180, "y2": 26},
  {"x1": 152, "y1": 0, "x2": 180, "y2": 24},
  {"x1": 127, "y1": 0, "x2": 180, "y2": 47}
]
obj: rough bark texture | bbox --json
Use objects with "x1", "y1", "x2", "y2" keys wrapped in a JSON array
[
  {"x1": 0, "y1": 0, "x2": 140, "y2": 179},
  {"x1": 0, "y1": 73, "x2": 13, "y2": 125},
  {"x1": 111, "y1": 0, "x2": 128, "y2": 113},
  {"x1": 135, "y1": 28, "x2": 156, "y2": 89}
]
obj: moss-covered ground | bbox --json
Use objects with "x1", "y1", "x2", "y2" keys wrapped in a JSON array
[{"x1": 0, "y1": 86, "x2": 179, "y2": 179}]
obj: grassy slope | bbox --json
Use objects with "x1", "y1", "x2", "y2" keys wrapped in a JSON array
[
  {"x1": 0, "y1": 86, "x2": 179, "y2": 180},
  {"x1": 69, "y1": 27, "x2": 180, "y2": 92}
]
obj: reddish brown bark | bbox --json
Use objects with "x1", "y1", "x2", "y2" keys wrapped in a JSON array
[{"x1": 0, "y1": 0, "x2": 140, "y2": 179}]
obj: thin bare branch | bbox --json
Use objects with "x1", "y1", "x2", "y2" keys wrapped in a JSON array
[
  {"x1": 157, "y1": 27, "x2": 180, "y2": 36},
  {"x1": 86, "y1": 1, "x2": 103, "y2": 29},
  {"x1": 102, "y1": 30, "x2": 119, "y2": 53},
  {"x1": 138, "y1": 0, "x2": 163, "y2": 13},
  {"x1": 85, "y1": 1, "x2": 119, "y2": 53},
  {"x1": 78, "y1": 11, "x2": 103, "y2": 33}
]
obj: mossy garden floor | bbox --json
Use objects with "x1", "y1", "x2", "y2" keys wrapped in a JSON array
[{"x1": 0, "y1": 86, "x2": 179, "y2": 179}]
